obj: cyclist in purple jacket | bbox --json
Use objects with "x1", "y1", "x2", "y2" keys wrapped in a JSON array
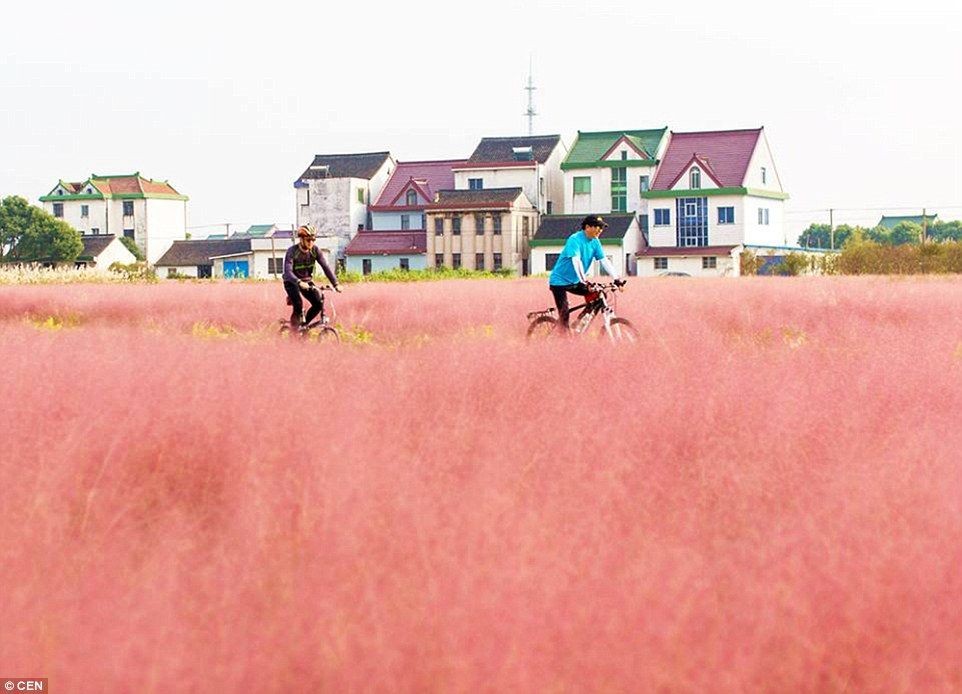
[{"x1": 282, "y1": 225, "x2": 341, "y2": 329}]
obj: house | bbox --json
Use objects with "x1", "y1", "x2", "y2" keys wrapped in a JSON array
[
  {"x1": 345, "y1": 232, "x2": 427, "y2": 275},
  {"x1": 452, "y1": 135, "x2": 566, "y2": 215},
  {"x1": 640, "y1": 128, "x2": 789, "y2": 274},
  {"x1": 368, "y1": 159, "x2": 466, "y2": 231},
  {"x1": 424, "y1": 188, "x2": 538, "y2": 273},
  {"x1": 529, "y1": 214, "x2": 642, "y2": 277},
  {"x1": 75, "y1": 235, "x2": 137, "y2": 270},
  {"x1": 561, "y1": 128, "x2": 669, "y2": 223},
  {"x1": 293, "y1": 151, "x2": 396, "y2": 260},
  {"x1": 154, "y1": 234, "x2": 306, "y2": 279},
  {"x1": 636, "y1": 245, "x2": 742, "y2": 277},
  {"x1": 39, "y1": 172, "x2": 188, "y2": 264},
  {"x1": 877, "y1": 214, "x2": 938, "y2": 230}
]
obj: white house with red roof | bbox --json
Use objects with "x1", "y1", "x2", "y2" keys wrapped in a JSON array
[
  {"x1": 452, "y1": 135, "x2": 566, "y2": 215},
  {"x1": 39, "y1": 172, "x2": 188, "y2": 264},
  {"x1": 368, "y1": 159, "x2": 466, "y2": 231},
  {"x1": 637, "y1": 127, "x2": 789, "y2": 276}
]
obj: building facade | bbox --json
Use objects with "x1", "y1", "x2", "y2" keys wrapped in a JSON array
[
  {"x1": 39, "y1": 173, "x2": 188, "y2": 264},
  {"x1": 424, "y1": 188, "x2": 538, "y2": 273},
  {"x1": 345, "y1": 232, "x2": 427, "y2": 274}
]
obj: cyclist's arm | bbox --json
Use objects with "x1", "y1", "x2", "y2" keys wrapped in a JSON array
[
  {"x1": 571, "y1": 256, "x2": 589, "y2": 284},
  {"x1": 599, "y1": 256, "x2": 620, "y2": 281},
  {"x1": 281, "y1": 246, "x2": 299, "y2": 284},
  {"x1": 316, "y1": 252, "x2": 338, "y2": 287}
]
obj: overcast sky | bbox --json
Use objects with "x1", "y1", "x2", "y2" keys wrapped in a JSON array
[{"x1": 2, "y1": 0, "x2": 960, "y2": 238}]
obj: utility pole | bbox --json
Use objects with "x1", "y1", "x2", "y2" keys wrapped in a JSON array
[
  {"x1": 524, "y1": 56, "x2": 537, "y2": 136},
  {"x1": 829, "y1": 208, "x2": 834, "y2": 250},
  {"x1": 922, "y1": 207, "x2": 928, "y2": 244}
]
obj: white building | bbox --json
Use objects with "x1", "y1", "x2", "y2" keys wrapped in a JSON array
[
  {"x1": 75, "y1": 234, "x2": 137, "y2": 270},
  {"x1": 452, "y1": 135, "x2": 566, "y2": 215},
  {"x1": 154, "y1": 232, "x2": 309, "y2": 280},
  {"x1": 294, "y1": 151, "x2": 395, "y2": 261},
  {"x1": 39, "y1": 172, "x2": 188, "y2": 265}
]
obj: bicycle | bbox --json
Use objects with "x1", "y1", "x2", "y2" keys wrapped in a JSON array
[
  {"x1": 278, "y1": 282, "x2": 340, "y2": 342},
  {"x1": 526, "y1": 280, "x2": 639, "y2": 342}
]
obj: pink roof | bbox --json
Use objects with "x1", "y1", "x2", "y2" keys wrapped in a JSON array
[
  {"x1": 345, "y1": 231, "x2": 426, "y2": 256},
  {"x1": 651, "y1": 129, "x2": 762, "y2": 191},
  {"x1": 372, "y1": 159, "x2": 466, "y2": 209}
]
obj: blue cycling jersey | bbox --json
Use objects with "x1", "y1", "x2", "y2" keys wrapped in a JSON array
[{"x1": 549, "y1": 231, "x2": 604, "y2": 286}]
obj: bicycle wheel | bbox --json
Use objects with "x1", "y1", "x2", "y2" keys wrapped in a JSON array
[
  {"x1": 526, "y1": 315, "x2": 560, "y2": 340},
  {"x1": 604, "y1": 317, "x2": 640, "y2": 343},
  {"x1": 305, "y1": 325, "x2": 339, "y2": 343}
]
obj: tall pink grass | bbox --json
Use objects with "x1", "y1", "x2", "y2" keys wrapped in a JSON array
[{"x1": 2, "y1": 277, "x2": 961, "y2": 691}]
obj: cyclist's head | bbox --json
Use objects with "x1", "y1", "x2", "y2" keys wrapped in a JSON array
[
  {"x1": 581, "y1": 215, "x2": 608, "y2": 239},
  {"x1": 297, "y1": 225, "x2": 317, "y2": 243}
]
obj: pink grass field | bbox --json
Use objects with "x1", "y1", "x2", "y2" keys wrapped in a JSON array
[{"x1": 2, "y1": 276, "x2": 962, "y2": 692}]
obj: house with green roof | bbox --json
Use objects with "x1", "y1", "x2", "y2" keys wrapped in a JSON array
[
  {"x1": 877, "y1": 214, "x2": 938, "y2": 230},
  {"x1": 39, "y1": 172, "x2": 188, "y2": 264},
  {"x1": 561, "y1": 128, "x2": 669, "y2": 220}
]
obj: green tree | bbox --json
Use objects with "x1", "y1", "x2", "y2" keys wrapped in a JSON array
[
  {"x1": 0, "y1": 196, "x2": 82, "y2": 263},
  {"x1": 888, "y1": 221, "x2": 922, "y2": 246},
  {"x1": 797, "y1": 223, "x2": 856, "y2": 249},
  {"x1": 119, "y1": 235, "x2": 145, "y2": 261},
  {"x1": 930, "y1": 220, "x2": 962, "y2": 242}
]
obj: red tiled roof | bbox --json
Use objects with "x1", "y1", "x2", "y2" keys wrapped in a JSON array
[
  {"x1": 90, "y1": 174, "x2": 182, "y2": 196},
  {"x1": 372, "y1": 159, "x2": 466, "y2": 208},
  {"x1": 637, "y1": 245, "x2": 739, "y2": 257},
  {"x1": 345, "y1": 231, "x2": 426, "y2": 256},
  {"x1": 651, "y1": 129, "x2": 762, "y2": 191}
]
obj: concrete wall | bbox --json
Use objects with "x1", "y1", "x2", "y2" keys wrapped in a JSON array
[
  {"x1": 636, "y1": 251, "x2": 740, "y2": 278},
  {"x1": 346, "y1": 254, "x2": 427, "y2": 274},
  {"x1": 143, "y1": 198, "x2": 188, "y2": 264},
  {"x1": 370, "y1": 211, "x2": 424, "y2": 230}
]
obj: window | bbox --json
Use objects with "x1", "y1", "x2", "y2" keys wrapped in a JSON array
[
  {"x1": 573, "y1": 176, "x2": 591, "y2": 194},
  {"x1": 268, "y1": 257, "x2": 283, "y2": 274},
  {"x1": 690, "y1": 167, "x2": 701, "y2": 189},
  {"x1": 92, "y1": 228, "x2": 101, "y2": 235},
  {"x1": 400, "y1": 214, "x2": 410, "y2": 230},
  {"x1": 761, "y1": 167, "x2": 767, "y2": 185},
  {"x1": 539, "y1": 177, "x2": 545, "y2": 196},
  {"x1": 81, "y1": 204, "x2": 89, "y2": 217},
  {"x1": 654, "y1": 209, "x2": 671, "y2": 226},
  {"x1": 475, "y1": 213, "x2": 485, "y2": 235},
  {"x1": 434, "y1": 217, "x2": 443, "y2": 235},
  {"x1": 86, "y1": 188, "x2": 92, "y2": 194},
  {"x1": 546, "y1": 201, "x2": 553, "y2": 214},
  {"x1": 685, "y1": 202, "x2": 697, "y2": 217},
  {"x1": 640, "y1": 214, "x2": 649, "y2": 233},
  {"x1": 476, "y1": 253, "x2": 485, "y2": 270},
  {"x1": 621, "y1": 150, "x2": 628, "y2": 160},
  {"x1": 468, "y1": 178, "x2": 483, "y2": 190},
  {"x1": 362, "y1": 259, "x2": 372, "y2": 276},
  {"x1": 611, "y1": 167, "x2": 627, "y2": 212},
  {"x1": 357, "y1": 188, "x2": 365, "y2": 204},
  {"x1": 406, "y1": 190, "x2": 417, "y2": 205},
  {"x1": 654, "y1": 257, "x2": 668, "y2": 270},
  {"x1": 718, "y1": 207, "x2": 735, "y2": 224},
  {"x1": 522, "y1": 217, "x2": 529, "y2": 235},
  {"x1": 452, "y1": 253, "x2": 461, "y2": 269},
  {"x1": 53, "y1": 203, "x2": 63, "y2": 218},
  {"x1": 545, "y1": 253, "x2": 560, "y2": 271},
  {"x1": 512, "y1": 146, "x2": 533, "y2": 161},
  {"x1": 399, "y1": 258, "x2": 409, "y2": 271},
  {"x1": 493, "y1": 215, "x2": 502, "y2": 235},
  {"x1": 676, "y1": 197, "x2": 708, "y2": 247},
  {"x1": 640, "y1": 175, "x2": 650, "y2": 192},
  {"x1": 758, "y1": 208, "x2": 770, "y2": 225},
  {"x1": 452, "y1": 216, "x2": 461, "y2": 235},
  {"x1": 167, "y1": 268, "x2": 179, "y2": 278},
  {"x1": 702, "y1": 256, "x2": 717, "y2": 269},
  {"x1": 493, "y1": 253, "x2": 502, "y2": 270},
  {"x1": 123, "y1": 200, "x2": 134, "y2": 216},
  {"x1": 197, "y1": 265, "x2": 212, "y2": 278},
  {"x1": 435, "y1": 253, "x2": 444, "y2": 267}
]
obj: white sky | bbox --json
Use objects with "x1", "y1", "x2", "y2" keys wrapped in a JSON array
[{"x1": 2, "y1": 0, "x2": 960, "y2": 239}]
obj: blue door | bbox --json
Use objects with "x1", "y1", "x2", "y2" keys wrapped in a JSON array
[{"x1": 223, "y1": 260, "x2": 249, "y2": 278}]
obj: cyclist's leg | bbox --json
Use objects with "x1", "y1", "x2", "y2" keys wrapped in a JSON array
[
  {"x1": 284, "y1": 281, "x2": 304, "y2": 327},
  {"x1": 303, "y1": 285, "x2": 324, "y2": 325},
  {"x1": 550, "y1": 285, "x2": 571, "y2": 331}
]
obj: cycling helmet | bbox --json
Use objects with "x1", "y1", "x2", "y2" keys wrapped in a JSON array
[{"x1": 297, "y1": 224, "x2": 318, "y2": 240}]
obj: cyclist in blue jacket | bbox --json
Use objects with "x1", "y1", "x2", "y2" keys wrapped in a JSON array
[{"x1": 548, "y1": 214, "x2": 624, "y2": 332}]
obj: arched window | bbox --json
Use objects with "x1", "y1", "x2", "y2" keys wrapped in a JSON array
[
  {"x1": 405, "y1": 190, "x2": 417, "y2": 205},
  {"x1": 690, "y1": 167, "x2": 701, "y2": 189}
]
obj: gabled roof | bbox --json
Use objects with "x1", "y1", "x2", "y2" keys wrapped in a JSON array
[
  {"x1": 78, "y1": 234, "x2": 121, "y2": 260},
  {"x1": 878, "y1": 214, "x2": 939, "y2": 229},
  {"x1": 154, "y1": 239, "x2": 251, "y2": 267},
  {"x1": 345, "y1": 231, "x2": 427, "y2": 256},
  {"x1": 428, "y1": 188, "x2": 527, "y2": 210},
  {"x1": 372, "y1": 159, "x2": 466, "y2": 209},
  {"x1": 41, "y1": 173, "x2": 186, "y2": 200},
  {"x1": 296, "y1": 152, "x2": 392, "y2": 181},
  {"x1": 464, "y1": 135, "x2": 561, "y2": 165},
  {"x1": 533, "y1": 214, "x2": 636, "y2": 241},
  {"x1": 664, "y1": 154, "x2": 725, "y2": 190},
  {"x1": 651, "y1": 129, "x2": 763, "y2": 190},
  {"x1": 563, "y1": 128, "x2": 668, "y2": 167}
]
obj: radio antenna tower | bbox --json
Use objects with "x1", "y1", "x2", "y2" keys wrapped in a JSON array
[{"x1": 524, "y1": 56, "x2": 537, "y2": 135}]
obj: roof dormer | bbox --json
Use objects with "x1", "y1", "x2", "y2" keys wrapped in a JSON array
[
  {"x1": 601, "y1": 135, "x2": 650, "y2": 162},
  {"x1": 668, "y1": 154, "x2": 724, "y2": 191},
  {"x1": 512, "y1": 146, "x2": 534, "y2": 161}
]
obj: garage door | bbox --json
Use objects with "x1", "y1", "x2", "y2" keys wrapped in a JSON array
[{"x1": 223, "y1": 260, "x2": 249, "y2": 278}]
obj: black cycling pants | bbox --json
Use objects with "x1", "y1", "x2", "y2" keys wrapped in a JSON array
[
  {"x1": 284, "y1": 281, "x2": 323, "y2": 326},
  {"x1": 550, "y1": 283, "x2": 589, "y2": 331}
]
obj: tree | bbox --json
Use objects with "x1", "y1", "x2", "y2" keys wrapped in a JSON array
[
  {"x1": 887, "y1": 221, "x2": 922, "y2": 246},
  {"x1": 797, "y1": 223, "x2": 857, "y2": 249},
  {"x1": 119, "y1": 235, "x2": 145, "y2": 261},
  {"x1": 930, "y1": 220, "x2": 962, "y2": 242},
  {"x1": 0, "y1": 196, "x2": 82, "y2": 263}
]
